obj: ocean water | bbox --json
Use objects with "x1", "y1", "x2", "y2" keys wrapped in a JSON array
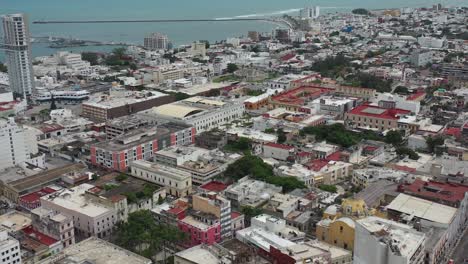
[{"x1": 0, "y1": 0, "x2": 466, "y2": 60}]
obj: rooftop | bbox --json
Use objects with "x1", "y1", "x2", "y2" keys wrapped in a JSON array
[
  {"x1": 0, "y1": 211, "x2": 32, "y2": 232},
  {"x1": 175, "y1": 245, "x2": 220, "y2": 264},
  {"x1": 41, "y1": 183, "x2": 112, "y2": 218},
  {"x1": 39, "y1": 237, "x2": 152, "y2": 264},
  {"x1": 22, "y1": 225, "x2": 58, "y2": 246},
  {"x1": 84, "y1": 90, "x2": 169, "y2": 109},
  {"x1": 401, "y1": 179, "x2": 468, "y2": 206},
  {"x1": 93, "y1": 122, "x2": 191, "y2": 151},
  {"x1": 200, "y1": 181, "x2": 229, "y2": 193},
  {"x1": 347, "y1": 104, "x2": 411, "y2": 120},
  {"x1": 271, "y1": 86, "x2": 332, "y2": 106},
  {"x1": 357, "y1": 216, "x2": 425, "y2": 258},
  {"x1": 386, "y1": 193, "x2": 457, "y2": 225}
]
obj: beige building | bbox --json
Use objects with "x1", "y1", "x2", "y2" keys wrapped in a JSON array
[
  {"x1": 130, "y1": 160, "x2": 192, "y2": 197},
  {"x1": 344, "y1": 104, "x2": 411, "y2": 132}
]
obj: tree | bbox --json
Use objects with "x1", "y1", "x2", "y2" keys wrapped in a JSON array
[
  {"x1": 112, "y1": 47, "x2": 127, "y2": 59},
  {"x1": 385, "y1": 130, "x2": 403, "y2": 146},
  {"x1": 251, "y1": 45, "x2": 260, "y2": 53},
  {"x1": 114, "y1": 210, "x2": 186, "y2": 262},
  {"x1": 0, "y1": 63, "x2": 7, "y2": 73},
  {"x1": 224, "y1": 137, "x2": 251, "y2": 153},
  {"x1": 330, "y1": 31, "x2": 340, "y2": 37},
  {"x1": 301, "y1": 124, "x2": 382, "y2": 148},
  {"x1": 81, "y1": 52, "x2": 99, "y2": 65},
  {"x1": 50, "y1": 95, "x2": 57, "y2": 110},
  {"x1": 394, "y1": 86, "x2": 409, "y2": 94},
  {"x1": 224, "y1": 154, "x2": 306, "y2": 192},
  {"x1": 116, "y1": 173, "x2": 128, "y2": 182},
  {"x1": 396, "y1": 147, "x2": 420, "y2": 160},
  {"x1": 426, "y1": 136, "x2": 445, "y2": 153},
  {"x1": 227, "y1": 63, "x2": 238, "y2": 74},
  {"x1": 318, "y1": 184, "x2": 337, "y2": 193},
  {"x1": 352, "y1": 8, "x2": 370, "y2": 15},
  {"x1": 277, "y1": 128, "x2": 287, "y2": 143}
]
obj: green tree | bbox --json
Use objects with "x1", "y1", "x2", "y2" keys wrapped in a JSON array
[
  {"x1": 0, "y1": 63, "x2": 7, "y2": 73},
  {"x1": 116, "y1": 173, "x2": 128, "y2": 182},
  {"x1": 81, "y1": 52, "x2": 99, "y2": 65},
  {"x1": 330, "y1": 31, "x2": 340, "y2": 37},
  {"x1": 394, "y1": 86, "x2": 409, "y2": 94},
  {"x1": 224, "y1": 137, "x2": 251, "y2": 153},
  {"x1": 396, "y1": 147, "x2": 419, "y2": 160},
  {"x1": 224, "y1": 154, "x2": 305, "y2": 192},
  {"x1": 385, "y1": 130, "x2": 403, "y2": 146},
  {"x1": 318, "y1": 184, "x2": 338, "y2": 193},
  {"x1": 114, "y1": 210, "x2": 186, "y2": 262},
  {"x1": 50, "y1": 95, "x2": 57, "y2": 110},
  {"x1": 352, "y1": 8, "x2": 370, "y2": 15},
  {"x1": 112, "y1": 47, "x2": 127, "y2": 59},
  {"x1": 426, "y1": 136, "x2": 445, "y2": 153},
  {"x1": 277, "y1": 128, "x2": 287, "y2": 144},
  {"x1": 227, "y1": 63, "x2": 239, "y2": 73}
]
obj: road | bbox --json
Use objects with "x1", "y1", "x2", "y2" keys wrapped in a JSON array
[{"x1": 451, "y1": 228, "x2": 468, "y2": 264}]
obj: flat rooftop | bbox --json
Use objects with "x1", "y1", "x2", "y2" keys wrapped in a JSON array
[
  {"x1": 387, "y1": 193, "x2": 457, "y2": 225},
  {"x1": 348, "y1": 104, "x2": 411, "y2": 120},
  {"x1": 84, "y1": 90, "x2": 169, "y2": 109},
  {"x1": 42, "y1": 237, "x2": 151, "y2": 264},
  {"x1": 93, "y1": 122, "x2": 190, "y2": 151},
  {"x1": 6, "y1": 163, "x2": 86, "y2": 193},
  {"x1": 41, "y1": 183, "x2": 111, "y2": 218},
  {"x1": 0, "y1": 210, "x2": 31, "y2": 232},
  {"x1": 175, "y1": 245, "x2": 220, "y2": 264},
  {"x1": 357, "y1": 216, "x2": 425, "y2": 258}
]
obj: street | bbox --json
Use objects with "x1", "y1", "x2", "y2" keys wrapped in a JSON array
[{"x1": 451, "y1": 229, "x2": 468, "y2": 264}]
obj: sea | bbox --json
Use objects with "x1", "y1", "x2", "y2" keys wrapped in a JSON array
[{"x1": 0, "y1": 0, "x2": 466, "y2": 61}]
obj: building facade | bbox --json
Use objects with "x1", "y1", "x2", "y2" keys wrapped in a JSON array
[
  {"x1": 0, "y1": 117, "x2": 37, "y2": 171},
  {"x1": 2, "y1": 13, "x2": 35, "y2": 97},
  {"x1": 144, "y1": 33, "x2": 169, "y2": 50},
  {"x1": 90, "y1": 123, "x2": 194, "y2": 172},
  {"x1": 130, "y1": 160, "x2": 192, "y2": 197},
  {"x1": 0, "y1": 228, "x2": 21, "y2": 264}
]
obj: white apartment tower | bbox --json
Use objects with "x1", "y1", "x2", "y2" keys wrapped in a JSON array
[
  {"x1": 2, "y1": 14, "x2": 35, "y2": 97},
  {"x1": 144, "y1": 33, "x2": 169, "y2": 50},
  {"x1": 299, "y1": 6, "x2": 320, "y2": 19},
  {"x1": 0, "y1": 117, "x2": 34, "y2": 171},
  {"x1": 0, "y1": 228, "x2": 21, "y2": 264}
]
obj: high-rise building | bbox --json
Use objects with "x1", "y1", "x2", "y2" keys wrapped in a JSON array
[
  {"x1": 1, "y1": 14, "x2": 35, "y2": 97},
  {"x1": 144, "y1": 32, "x2": 169, "y2": 50},
  {"x1": 0, "y1": 117, "x2": 37, "y2": 171},
  {"x1": 299, "y1": 6, "x2": 320, "y2": 19},
  {"x1": 0, "y1": 228, "x2": 21, "y2": 264}
]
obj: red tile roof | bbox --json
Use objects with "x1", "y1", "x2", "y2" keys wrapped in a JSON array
[
  {"x1": 20, "y1": 187, "x2": 57, "y2": 203},
  {"x1": 406, "y1": 92, "x2": 426, "y2": 101},
  {"x1": 200, "y1": 181, "x2": 229, "y2": 192},
  {"x1": 402, "y1": 179, "x2": 468, "y2": 205},
  {"x1": 22, "y1": 226, "x2": 58, "y2": 246},
  {"x1": 306, "y1": 159, "x2": 329, "y2": 172},
  {"x1": 393, "y1": 165, "x2": 417, "y2": 173},
  {"x1": 231, "y1": 211, "x2": 242, "y2": 219},
  {"x1": 265, "y1": 142, "x2": 295, "y2": 150},
  {"x1": 167, "y1": 207, "x2": 185, "y2": 215},
  {"x1": 281, "y1": 53, "x2": 296, "y2": 61},
  {"x1": 445, "y1": 127, "x2": 461, "y2": 138},
  {"x1": 326, "y1": 151, "x2": 342, "y2": 161},
  {"x1": 271, "y1": 86, "x2": 332, "y2": 106},
  {"x1": 347, "y1": 104, "x2": 411, "y2": 120}
]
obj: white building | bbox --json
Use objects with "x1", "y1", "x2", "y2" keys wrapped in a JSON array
[
  {"x1": 0, "y1": 228, "x2": 21, "y2": 264},
  {"x1": 410, "y1": 50, "x2": 433, "y2": 67},
  {"x1": 299, "y1": 6, "x2": 320, "y2": 19},
  {"x1": 130, "y1": 160, "x2": 192, "y2": 197},
  {"x1": 40, "y1": 184, "x2": 117, "y2": 239},
  {"x1": 262, "y1": 143, "x2": 295, "y2": 161},
  {"x1": 2, "y1": 13, "x2": 35, "y2": 97},
  {"x1": 354, "y1": 216, "x2": 426, "y2": 264},
  {"x1": 417, "y1": 37, "x2": 445, "y2": 49},
  {"x1": 144, "y1": 32, "x2": 169, "y2": 50},
  {"x1": 374, "y1": 93, "x2": 421, "y2": 114},
  {"x1": 0, "y1": 117, "x2": 38, "y2": 171},
  {"x1": 150, "y1": 96, "x2": 245, "y2": 133},
  {"x1": 55, "y1": 51, "x2": 91, "y2": 75}
]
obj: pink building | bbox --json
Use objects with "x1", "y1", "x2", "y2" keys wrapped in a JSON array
[{"x1": 177, "y1": 213, "x2": 221, "y2": 247}]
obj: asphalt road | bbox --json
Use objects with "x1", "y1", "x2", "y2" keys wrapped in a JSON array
[{"x1": 451, "y1": 229, "x2": 468, "y2": 264}]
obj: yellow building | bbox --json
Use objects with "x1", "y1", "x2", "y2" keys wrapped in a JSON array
[{"x1": 316, "y1": 198, "x2": 375, "y2": 251}]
